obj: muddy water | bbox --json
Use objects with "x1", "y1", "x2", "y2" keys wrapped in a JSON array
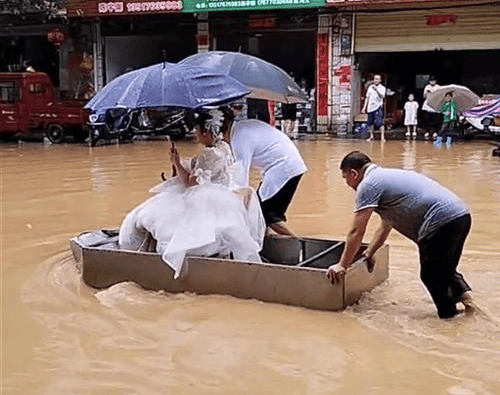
[{"x1": 2, "y1": 138, "x2": 500, "y2": 395}]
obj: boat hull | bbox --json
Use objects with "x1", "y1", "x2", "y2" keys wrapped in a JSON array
[{"x1": 70, "y1": 231, "x2": 389, "y2": 311}]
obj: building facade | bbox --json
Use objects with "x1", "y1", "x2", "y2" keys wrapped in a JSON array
[{"x1": 61, "y1": 0, "x2": 500, "y2": 132}]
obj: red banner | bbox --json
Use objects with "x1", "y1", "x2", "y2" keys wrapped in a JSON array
[
  {"x1": 334, "y1": 65, "x2": 352, "y2": 83},
  {"x1": 425, "y1": 14, "x2": 458, "y2": 25},
  {"x1": 249, "y1": 16, "x2": 276, "y2": 29},
  {"x1": 316, "y1": 33, "x2": 329, "y2": 117}
]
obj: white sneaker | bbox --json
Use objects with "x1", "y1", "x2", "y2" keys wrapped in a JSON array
[
  {"x1": 412, "y1": 131, "x2": 417, "y2": 138},
  {"x1": 405, "y1": 131, "x2": 411, "y2": 137},
  {"x1": 433, "y1": 132, "x2": 438, "y2": 139},
  {"x1": 424, "y1": 132, "x2": 429, "y2": 139}
]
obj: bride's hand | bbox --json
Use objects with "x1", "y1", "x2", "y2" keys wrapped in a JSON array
[{"x1": 170, "y1": 145, "x2": 180, "y2": 165}]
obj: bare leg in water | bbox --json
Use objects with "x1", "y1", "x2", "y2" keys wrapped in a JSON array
[
  {"x1": 268, "y1": 221, "x2": 296, "y2": 237},
  {"x1": 461, "y1": 291, "x2": 477, "y2": 314},
  {"x1": 460, "y1": 291, "x2": 500, "y2": 326}
]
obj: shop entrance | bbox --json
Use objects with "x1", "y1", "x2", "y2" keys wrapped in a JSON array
[
  {"x1": 356, "y1": 50, "x2": 500, "y2": 125},
  {"x1": 101, "y1": 16, "x2": 197, "y2": 83},
  {"x1": 215, "y1": 29, "x2": 316, "y2": 93},
  {"x1": 212, "y1": 17, "x2": 317, "y2": 130}
]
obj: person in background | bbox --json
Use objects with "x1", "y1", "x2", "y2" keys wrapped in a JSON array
[
  {"x1": 327, "y1": 151, "x2": 477, "y2": 319},
  {"x1": 280, "y1": 71, "x2": 299, "y2": 138},
  {"x1": 247, "y1": 98, "x2": 270, "y2": 124},
  {"x1": 221, "y1": 108, "x2": 307, "y2": 236},
  {"x1": 404, "y1": 93, "x2": 419, "y2": 139},
  {"x1": 434, "y1": 92, "x2": 458, "y2": 146},
  {"x1": 281, "y1": 101, "x2": 297, "y2": 138},
  {"x1": 362, "y1": 75, "x2": 386, "y2": 142},
  {"x1": 422, "y1": 76, "x2": 441, "y2": 139}
]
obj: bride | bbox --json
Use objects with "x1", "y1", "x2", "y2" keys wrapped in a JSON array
[{"x1": 119, "y1": 108, "x2": 266, "y2": 278}]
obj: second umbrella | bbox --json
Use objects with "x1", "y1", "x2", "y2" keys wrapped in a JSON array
[{"x1": 179, "y1": 51, "x2": 308, "y2": 104}]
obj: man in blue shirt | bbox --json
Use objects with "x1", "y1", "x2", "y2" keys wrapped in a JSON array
[{"x1": 327, "y1": 151, "x2": 476, "y2": 319}]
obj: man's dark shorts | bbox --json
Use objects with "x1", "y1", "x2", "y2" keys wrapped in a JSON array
[
  {"x1": 259, "y1": 174, "x2": 302, "y2": 226},
  {"x1": 367, "y1": 107, "x2": 384, "y2": 129}
]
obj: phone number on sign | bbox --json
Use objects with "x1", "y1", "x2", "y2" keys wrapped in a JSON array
[{"x1": 98, "y1": 1, "x2": 183, "y2": 13}]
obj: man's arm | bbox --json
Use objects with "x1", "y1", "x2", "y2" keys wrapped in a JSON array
[
  {"x1": 327, "y1": 208, "x2": 373, "y2": 283},
  {"x1": 364, "y1": 220, "x2": 392, "y2": 259},
  {"x1": 423, "y1": 86, "x2": 430, "y2": 99}
]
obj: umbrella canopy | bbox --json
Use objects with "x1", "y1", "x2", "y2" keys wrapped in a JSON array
[
  {"x1": 426, "y1": 84, "x2": 480, "y2": 114},
  {"x1": 179, "y1": 51, "x2": 308, "y2": 104},
  {"x1": 85, "y1": 62, "x2": 251, "y2": 111}
]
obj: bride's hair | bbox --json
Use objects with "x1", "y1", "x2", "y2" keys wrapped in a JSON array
[{"x1": 193, "y1": 107, "x2": 234, "y2": 139}]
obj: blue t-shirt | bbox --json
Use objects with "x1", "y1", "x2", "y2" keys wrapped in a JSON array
[{"x1": 355, "y1": 164, "x2": 469, "y2": 242}]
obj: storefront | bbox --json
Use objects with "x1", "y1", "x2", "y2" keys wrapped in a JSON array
[
  {"x1": 203, "y1": 10, "x2": 320, "y2": 130},
  {"x1": 181, "y1": 0, "x2": 326, "y2": 130},
  {"x1": 66, "y1": 0, "x2": 331, "y2": 130},
  {"x1": 67, "y1": 0, "x2": 197, "y2": 98},
  {"x1": 326, "y1": 0, "x2": 500, "y2": 132}
]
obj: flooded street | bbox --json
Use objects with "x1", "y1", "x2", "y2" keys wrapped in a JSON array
[{"x1": 2, "y1": 137, "x2": 500, "y2": 395}]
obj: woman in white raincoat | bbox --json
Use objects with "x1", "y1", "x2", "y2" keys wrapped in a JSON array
[{"x1": 119, "y1": 108, "x2": 266, "y2": 278}]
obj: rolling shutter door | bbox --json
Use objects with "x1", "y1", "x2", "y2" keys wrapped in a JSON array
[{"x1": 355, "y1": 5, "x2": 500, "y2": 52}]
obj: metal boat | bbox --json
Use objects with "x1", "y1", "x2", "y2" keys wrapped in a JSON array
[{"x1": 70, "y1": 230, "x2": 389, "y2": 311}]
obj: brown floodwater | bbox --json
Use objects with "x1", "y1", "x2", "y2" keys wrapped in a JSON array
[{"x1": 2, "y1": 137, "x2": 500, "y2": 395}]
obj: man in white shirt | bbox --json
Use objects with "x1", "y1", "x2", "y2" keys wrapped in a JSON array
[
  {"x1": 362, "y1": 75, "x2": 386, "y2": 142},
  {"x1": 222, "y1": 110, "x2": 307, "y2": 236},
  {"x1": 421, "y1": 76, "x2": 441, "y2": 139}
]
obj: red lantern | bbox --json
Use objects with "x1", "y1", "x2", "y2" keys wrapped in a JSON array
[{"x1": 47, "y1": 27, "x2": 67, "y2": 48}]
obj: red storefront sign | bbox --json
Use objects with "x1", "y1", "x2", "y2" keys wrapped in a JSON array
[
  {"x1": 249, "y1": 16, "x2": 276, "y2": 29},
  {"x1": 67, "y1": 0, "x2": 182, "y2": 17},
  {"x1": 316, "y1": 33, "x2": 329, "y2": 117}
]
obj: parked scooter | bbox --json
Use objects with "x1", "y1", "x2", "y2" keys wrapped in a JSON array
[{"x1": 88, "y1": 106, "x2": 135, "y2": 146}]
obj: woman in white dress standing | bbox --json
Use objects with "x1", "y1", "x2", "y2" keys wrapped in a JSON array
[
  {"x1": 404, "y1": 93, "x2": 420, "y2": 139},
  {"x1": 119, "y1": 108, "x2": 266, "y2": 279}
]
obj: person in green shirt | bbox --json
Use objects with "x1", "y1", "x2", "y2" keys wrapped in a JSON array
[{"x1": 434, "y1": 92, "x2": 458, "y2": 146}]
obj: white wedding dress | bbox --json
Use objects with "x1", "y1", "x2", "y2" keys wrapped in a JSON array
[{"x1": 119, "y1": 140, "x2": 266, "y2": 278}]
